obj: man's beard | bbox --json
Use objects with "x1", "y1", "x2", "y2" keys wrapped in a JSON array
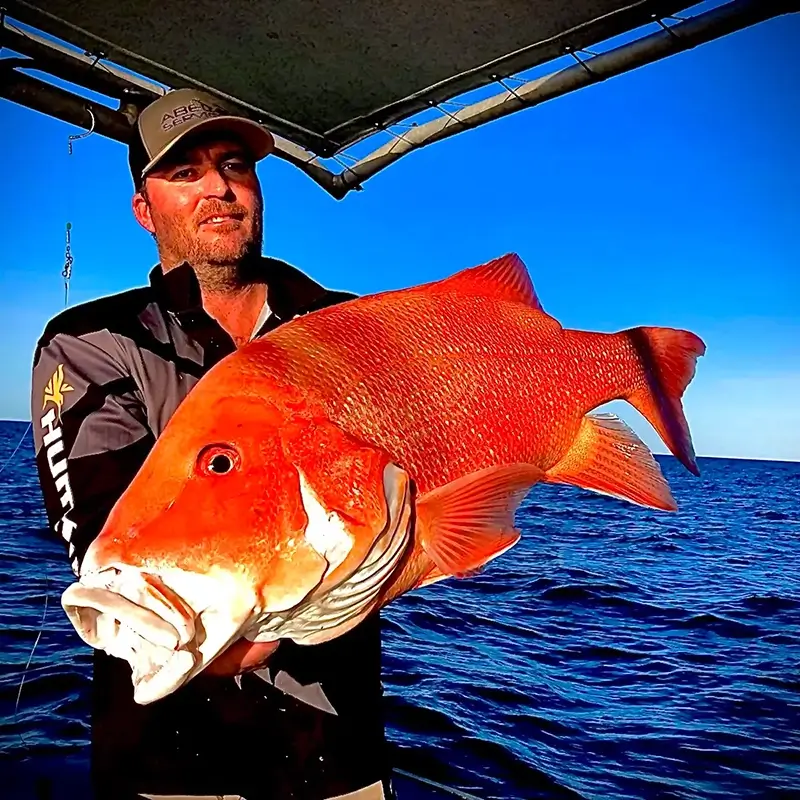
[{"x1": 151, "y1": 200, "x2": 264, "y2": 292}]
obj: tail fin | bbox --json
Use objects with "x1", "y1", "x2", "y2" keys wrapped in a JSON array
[{"x1": 625, "y1": 327, "x2": 706, "y2": 476}]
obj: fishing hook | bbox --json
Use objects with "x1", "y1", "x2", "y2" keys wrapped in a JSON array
[{"x1": 68, "y1": 106, "x2": 96, "y2": 155}]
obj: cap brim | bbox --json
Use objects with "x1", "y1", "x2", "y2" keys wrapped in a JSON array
[{"x1": 140, "y1": 116, "x2": 275, "y2": 178}]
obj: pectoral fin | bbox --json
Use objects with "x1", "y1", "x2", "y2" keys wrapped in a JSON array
[{"x1": 416, "y1": 463, "x2": 544, "y2": 577}]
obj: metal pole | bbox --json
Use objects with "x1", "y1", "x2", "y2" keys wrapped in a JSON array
[
  {"x1": 0, "y1": 69, "x2": 346, "y2": 197},
  {"x1": 1, "y1": 68, "x2": 137, "y2": 141},
  {"x1": 334, "y1": 0, "x2": 799, "y2": 194}
]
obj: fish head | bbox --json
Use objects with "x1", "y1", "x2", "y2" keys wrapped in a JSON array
[{"x1": 62, "y1": 365, "x2": 412, "y2": 703}]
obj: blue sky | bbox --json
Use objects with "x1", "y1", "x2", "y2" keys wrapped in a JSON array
[{"x1": 1, "y1": 12, "x2": 798, "y2": 461}]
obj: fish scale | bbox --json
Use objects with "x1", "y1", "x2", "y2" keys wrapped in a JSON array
[{"x1": 252, "y1": 292, "x2": 631, "y2": 493}]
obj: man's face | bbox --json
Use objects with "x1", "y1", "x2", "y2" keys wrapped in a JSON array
[{"x1": 133, "y1": 136, "x2": 263, "y2": 274}]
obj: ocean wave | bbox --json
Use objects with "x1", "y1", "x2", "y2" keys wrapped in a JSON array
[{"x1": 2, "y1": 424, "x2": 800, "y2": 799}]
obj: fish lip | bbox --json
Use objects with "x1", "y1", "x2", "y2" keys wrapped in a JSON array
[
  {"x1": 130, "y1": 648, "x2": 197, "y2": 705},
  {"x1": 63, "y1": 563, "x2": 262, "y2": 704},
  {"x1": 76, "y1": 565, "x2": 197, "y2": 647},
  {"x1": 61, "y1": 571, "x2": 199, "y2": 703}
]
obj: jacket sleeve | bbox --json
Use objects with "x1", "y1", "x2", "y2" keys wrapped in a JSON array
[{"x1": 31, "y1": 325, "x2": 155, "y2": 576}]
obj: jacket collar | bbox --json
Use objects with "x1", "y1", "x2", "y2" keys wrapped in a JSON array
[{"x1": 148, "y1": 256, "x2": 331, "y2": 325}]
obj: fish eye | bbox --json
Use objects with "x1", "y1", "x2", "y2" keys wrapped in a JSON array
[
  {"x1": 210, "y1": 454, "x2": 232, "y2": 474},
  {"x1": 198, "y1": 445, "x2": 240, "y2": 476}
]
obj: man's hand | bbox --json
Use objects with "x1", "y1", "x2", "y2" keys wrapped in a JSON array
[{"x1": 204, "y1": 637, "x2": 280, "y2": 677}]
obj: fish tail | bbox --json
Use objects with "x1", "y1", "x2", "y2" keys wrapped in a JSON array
[{"x1": 624, "y1": 327, "x2": 706, "y2": 476}]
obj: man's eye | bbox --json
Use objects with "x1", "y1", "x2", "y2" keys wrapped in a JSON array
[
  {"x1": 222, "y1": 159, "x2": 251, "y2": 174},
  {"x1": 171, "y1": 167, "x2": 197, "y2": 180}
]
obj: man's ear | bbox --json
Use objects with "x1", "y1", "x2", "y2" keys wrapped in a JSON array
[{"x1": 132, "y1": 190, "x2": 156, "y2": 234}]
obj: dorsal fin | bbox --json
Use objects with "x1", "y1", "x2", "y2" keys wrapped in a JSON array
[{"x1": 430, "y1": 253, "x2": 543, "y2": 310}]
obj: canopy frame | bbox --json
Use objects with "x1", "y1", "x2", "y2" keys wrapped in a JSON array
[{"x1": 1, "y1": 0, "x2": 796, "y2": 199}]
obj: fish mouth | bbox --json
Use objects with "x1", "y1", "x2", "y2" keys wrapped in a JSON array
[{"x1": 61, "y1": 565, "x2": 258, "y2": 704}]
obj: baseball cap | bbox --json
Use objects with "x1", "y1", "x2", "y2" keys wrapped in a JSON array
[{"x1": 128, "y1": 88, "x2": 275, "y2": 189}]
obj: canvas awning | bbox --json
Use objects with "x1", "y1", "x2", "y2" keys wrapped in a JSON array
[{"x1": 2, "y1": 0, "x2": 796, "y2": 198}]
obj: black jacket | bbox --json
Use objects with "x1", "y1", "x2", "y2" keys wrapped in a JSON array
[{"x1": 31, "y1": 257, "x2": 389, "y2": 799}]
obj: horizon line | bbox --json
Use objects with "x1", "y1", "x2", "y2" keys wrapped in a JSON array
[{"x1": 0, "y1": 418, "x2": 797, "y2": 465}]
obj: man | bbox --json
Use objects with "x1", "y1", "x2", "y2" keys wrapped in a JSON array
[{"x1": 31, "y1": 89, "x2": 391, "y2": 800}]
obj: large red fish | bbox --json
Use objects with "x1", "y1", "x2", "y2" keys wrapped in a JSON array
[{"x1": 62, "y1": 254, "x2": 705, "y2": 703}]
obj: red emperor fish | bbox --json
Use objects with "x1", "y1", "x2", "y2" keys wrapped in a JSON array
[{"x1": 61, "y1": 254, "x2": 705, "y2": 704}]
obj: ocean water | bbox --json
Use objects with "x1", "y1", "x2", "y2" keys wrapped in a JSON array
[{"x1": 0, "y1": 419, "x2": 798, "y2": 799}]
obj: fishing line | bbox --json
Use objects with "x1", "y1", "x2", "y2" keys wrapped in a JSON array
[
  {"x1": 14, "y1": 571, "x2": 50, "y2": 751},
  {"x1": 13, "y1": 116, "x2": 94, "y2": 761},
  {"x1": 0, "y1": 422, "x2": 40, "y2": 753},
  {"x1": 0, "y1": 422, "x2": 32, "y2": 478}
]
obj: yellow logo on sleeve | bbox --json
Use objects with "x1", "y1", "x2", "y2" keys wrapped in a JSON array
[{"x1": 43, "y1": 364, "x2": 74, "y2": 422}]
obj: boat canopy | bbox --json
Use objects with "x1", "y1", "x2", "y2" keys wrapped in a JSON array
[{"x1": 2, "y1": 0, "x2": 795, "y2": 198}]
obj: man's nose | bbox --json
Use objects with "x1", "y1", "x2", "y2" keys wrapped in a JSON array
[{"x1": 199, "y1": 166, "x2": 234, "y2": 198}]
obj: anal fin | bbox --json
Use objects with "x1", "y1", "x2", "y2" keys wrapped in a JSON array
[
  {"x1": 416, "y1": 463, "x2": 544, "y2": 577},
  {"x1": 546, "y1": 413, "x2": 677, "y2": 511}
]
